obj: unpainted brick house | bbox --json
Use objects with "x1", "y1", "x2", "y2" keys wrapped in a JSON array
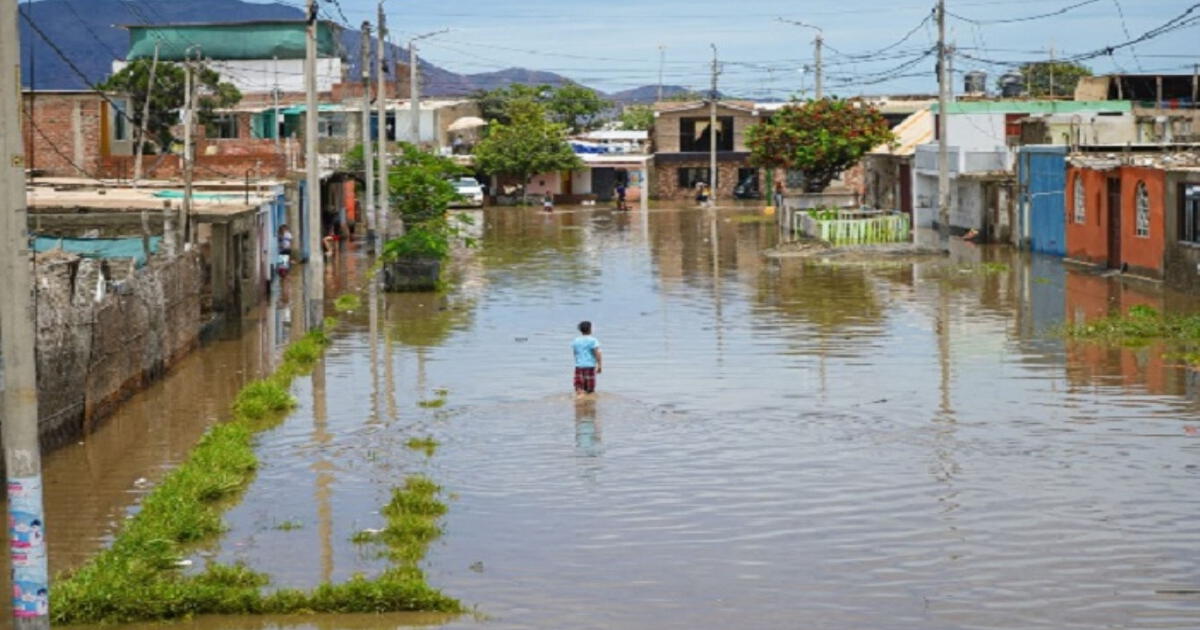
[{"x1": 650, "y1": 101, "x2": 763, "y2": 201}]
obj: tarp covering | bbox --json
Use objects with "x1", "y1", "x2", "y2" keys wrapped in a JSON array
[
  {"x1": 152, "y1": 190, "x2": 241, "y2": 201},
  {"x1": 33, "y1": 236, "x2": 162, "y2": 268},
  {"x1": 127, "y1": 21, "x2": 340, "y2": 61}
]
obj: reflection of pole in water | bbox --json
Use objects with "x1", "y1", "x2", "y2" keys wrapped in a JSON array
[
  {"x1": 385, "y1": 314, "x2": 398, "y2": 422},
  {"x1": 368, "y1": 278, "x2": 380, "y2": 424},
  {"x1": 311, "y1": 357, "x2": 334, "y2": 583},
  {"x1": 710, "y1": 213, "x2": 726, "y2": 362},
  {"x1": 937, "y1": 277, "x2": 953, "y2": 418}
]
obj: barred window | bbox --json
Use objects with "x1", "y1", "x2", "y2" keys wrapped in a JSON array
[
  {"x1": 1073, "y1": 175, "x2": 1085, "y2": 224},
  {"x1": 1135, "y1": 181, "x2": 1150, "y2": 238}
]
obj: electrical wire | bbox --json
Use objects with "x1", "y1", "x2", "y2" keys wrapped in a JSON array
[{"x1": 947, "y1": 0, "x2": 1104, "y2": 25}]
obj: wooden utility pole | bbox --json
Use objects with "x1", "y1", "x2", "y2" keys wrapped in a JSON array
[
  {"x1": 709, "y1": 43, "x2": 719, "y2": 206},
  {"x1": 2, "y1": 1, "x2": 50, "y2": 627},
  {"x1": 376, "y1": 1, "x2": 391, "y2": 244},
  {"x1": 937, "y1": 0, "x2": 951, "y2": 240},
  {"x1": 132, "y1": 40, "x2": 159, "y2": 188},
  {"x1": 182, "y1": 47, "x2": 197, "y2": 249},
  {"x1": 305, "y1": 0, "x2": 324, "y2": 324},
  {"x1": 360, "y1": 21, "x2": 376, "y2": 246}
]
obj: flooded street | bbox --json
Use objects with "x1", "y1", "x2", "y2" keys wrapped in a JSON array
[{"x1": 36, "y1": 205, "x2": 1200, "y2": 629}]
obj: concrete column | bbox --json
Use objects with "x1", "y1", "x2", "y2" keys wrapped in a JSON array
[
  {"x1": 72, "y1": 100, "x2": 84, "y2": 175},
  {"x1": 211, "y1": 223, "x2": 229, "y2": 312}
]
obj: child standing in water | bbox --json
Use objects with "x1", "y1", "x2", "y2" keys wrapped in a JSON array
[
  {"x1": 572, "y1": 320, "x2": 603, "y2": 396},
  {"x1": 543, "y1": 191, "x2": 554, "y2": 212}
]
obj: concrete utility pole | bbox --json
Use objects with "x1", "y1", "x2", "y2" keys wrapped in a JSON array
[
  {"x1": 376, "y1": 1, "x2": 391, "y2": 245},
  {"x1": 182, "y1": 46, "x2": 198, "y2": 249},
  {"x1": 409, "y1": 29, "x2": 448, "y2": 146},
  {"x1": 360, "y1": 21, "x2": 376, "y2": 246},
  {"x1": 2, "y1": 1, "x2": 51, "y2": 627},
  {"x1": 132, "y1": 40, "x2": 159, "y2": 188},
  {"x1": 305, "y1": 0, "x2": 324, "y2": 324},
  {"x1": 937, "y1": 0, "x2": 951, "y2": 239},
  {"x1": 709, "y1": 43, "x2": 719, "y2": 206},
  {"x1": 778, "y1": 19, "x2": 822, "y2": 99},
  {"x1": 657, "y1": 44, "x2": 665, "y2": 103},
  {"x1": 1048, "y1": 44, "x2": 1056, "y2": 99}
]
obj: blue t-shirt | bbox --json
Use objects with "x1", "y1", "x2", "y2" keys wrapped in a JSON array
[{"x1": 572, "y1": 336, "x2": 600, "y2": 368}]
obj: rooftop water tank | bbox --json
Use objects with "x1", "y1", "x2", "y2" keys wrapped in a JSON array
[
  {"x1": 1000, "y1": 71, "x2": 1024, "y2": 98},
  {"x1": 964, "y1": 70, "x2": 987, "y2": 95}
]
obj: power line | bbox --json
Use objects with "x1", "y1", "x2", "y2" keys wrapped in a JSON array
[{"x1": 947, "y1": 0, "x2": 1103, "y2": 24}]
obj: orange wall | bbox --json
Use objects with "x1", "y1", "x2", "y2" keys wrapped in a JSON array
[
  {"x1": 1118, "y1": 166, "x2": 1166, "y2": 276},
  {"x1": 1065, "y1": 166, "x2": 1110, "y2": 266},
  {"x1": 1065, "y1": 165, "x2": 1166, "y2": 276}
]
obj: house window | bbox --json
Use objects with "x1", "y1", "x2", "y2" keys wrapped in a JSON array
[
  {"x1": 736, "y1": 167, "x2": 760, "y2": 197},
  {"x1": 679, "y1": 116, "x2": 733, "y2": 152},
  {"x1": 1181, "y1": 185, "x2": 1200, "y2": 243},
  {"x1": 785, "y1": 169, "x2": 806, "y2": 189},
  {"x1": 1073, "y1": 175, "x2": 1086, "y2": 224},
  {"x1": 1135, "y1": 181, "x2": 1150, "y2": 238},
  {"x1": 676, "y1": 167, "x2": 714, "y2": 190},
  {"x1": 318, "y1": 113, "x2": 348, "y2": 138},
  {"x1": 111, "y1": 99, "x2": 129, "y2": 141},
  {"x1": 209, "y1": 114, "x2": 239, "y2": 139}
]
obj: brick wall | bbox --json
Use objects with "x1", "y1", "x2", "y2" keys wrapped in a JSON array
[
  {"x1": 652, "y1": 157, "x2": 749, "y2": 201},
  {"x1": 21, "y1": 93, "x2": 107, "y2": 177},
  {"x1": 101, "y1": 151, "x2": 289, "y2": 180}
]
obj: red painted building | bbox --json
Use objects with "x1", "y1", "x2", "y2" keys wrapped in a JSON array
[{"x1": 1066, "y1": 158, "x2": 1168, "y2": 280}]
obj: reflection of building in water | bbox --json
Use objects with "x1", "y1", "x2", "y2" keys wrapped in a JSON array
[{"x1": 1062, "y1": 272, "x2": 1185, "y2": 396}]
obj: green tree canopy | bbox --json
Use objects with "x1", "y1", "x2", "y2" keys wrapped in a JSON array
[
  {"x1": 618, "y1": 105, "x2": 655, "y2": 131},
  {"x1": 472, "y1": 83, "x2": 610, "y2": 133},
  {"x1": 546, "y1": 83, "x2": 611, "y2": 134},
  {"x1": 474, "y1": 101, "x2": 583, "y2": 199},
  {"x1": 386, "y1": 142, "x2": 467, "y2": 226},
  {"x1": 1008, "y1": 61, "x2": 1092, "y2": 98},
  {"x1": 746, "y1": 99, "x2": 893, "y2": 193},
  {"x1": 98, "y1": 59, "x2": 241, "y2": 150}
]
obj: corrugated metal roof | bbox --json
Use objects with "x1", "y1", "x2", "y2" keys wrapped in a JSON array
[{"x1": 871, "y1": 108, "x2": 934, "y2": 157}]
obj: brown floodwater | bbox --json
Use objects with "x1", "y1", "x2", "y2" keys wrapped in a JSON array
[{"x1": 16, "y1": 204, "x2": 1200, "y2": 629}]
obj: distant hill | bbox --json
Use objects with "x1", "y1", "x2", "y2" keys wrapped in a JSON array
[
  {"x1": 18, "y1": 0, "x2": 585, "y2": 95},
  {"x1": 609, "y1": 85, "x2": 698, "y2": 104}
]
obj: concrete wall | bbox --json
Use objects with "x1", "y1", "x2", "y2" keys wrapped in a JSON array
[
  {"x1": 652, "y1": 105, "x2": 757, "y2": 154},
  {"x1": 33, "y1": 251, "x2": 202, "y2": 448},
  {"x1": 113, "y1": 58, "x2": 344, "y2": 94}
]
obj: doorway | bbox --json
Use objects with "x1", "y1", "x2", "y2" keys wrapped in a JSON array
[{"x1": 1107, "y1": 177, "x2": 1122, "y2": 269}]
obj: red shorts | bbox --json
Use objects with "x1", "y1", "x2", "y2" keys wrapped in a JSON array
[{"x1": 574, "y1": 367, "x2": 596, "y2": 393}]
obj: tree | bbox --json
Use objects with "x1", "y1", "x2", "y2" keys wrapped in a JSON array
[
  {"x1": 386, "y1": 142, "x2": 466, "y2": 226},
  {"x1": 474, "y1": 101, "x2": 583, "y2": 201},
  {"x1": 98, "y1": 59, "x2": 241, "y2": 150},
  {"x1": 471, "y1": 83, "x2": 553, "y2": 126},
  {"x1": 618, "y1": 105, "x2": 655, "y2": 131},
  {"x1": 746, "y1": 99, "x2": 893, "y2": 193},
  {"x1": 1009, "y1": 61, "x2": 1092, "y2": 98},
  {"x1": 546, "y1": 83, "x2": 611, "y2": 134}
]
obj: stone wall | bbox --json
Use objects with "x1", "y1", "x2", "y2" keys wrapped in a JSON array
[{"x1": 32, "y1": 251, "x2": 203, "y2": 448}]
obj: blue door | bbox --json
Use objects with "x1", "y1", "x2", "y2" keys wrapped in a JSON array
[{"x1": 1022, "y1": 146, "x2": 1067, "y2": 256}]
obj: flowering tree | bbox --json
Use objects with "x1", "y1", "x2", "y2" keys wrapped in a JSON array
[{"x1": 746, "y1": 99, "x2": 893, "y2": 193}]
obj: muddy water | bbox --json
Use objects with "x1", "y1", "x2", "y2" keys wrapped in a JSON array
[{"x1": 32, "y1": 205, "x2": 1200, "y2": 629}]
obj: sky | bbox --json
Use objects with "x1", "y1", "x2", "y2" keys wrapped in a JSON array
[{"x1": 267, "y1": 0, "x2": 1200, "y2": 97}]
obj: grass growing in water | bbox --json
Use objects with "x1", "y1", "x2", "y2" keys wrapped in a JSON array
[
  {"x1": 352, "y1": 476, "x2": 452, "y2": 567},
  {"x1": 417, "y1": 398, "x2": 446, "y2": 409},
  {"x1": 1065, "y1": 305, "x2": 1200, "y2": 362},
  {"x1": 274, "y1": 519, "x2": 304, "y2": 531},
  {"x1": 52, "y1": 317, "x2": 461, "y2": 624},
  {"x1": 334, "y1": 293, "x2": 362, "y2": 313},
  {"x1": 406, "y1": 437, "x2": 439, "y2": 457}
]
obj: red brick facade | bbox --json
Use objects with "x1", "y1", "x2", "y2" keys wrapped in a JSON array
[{"x1": 21, "y1": 92, "x2": 112, "y2": 177}]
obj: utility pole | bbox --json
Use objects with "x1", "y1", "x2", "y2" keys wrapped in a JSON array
[
  {"x1": 182, "y1": 47, "x2": 198, "y2": 249},
  {"x1": 657, "y1": 44, "x2": 665, "y2": 103},
  {"x1": 814, "y1": 32, "x2": 823, "y2": 99},
  {"x1": 709, "y1": 43, "x2": 719, "y2": 206},
  {"x1": 132, "y1": 40, "x2": 159, "y2": 188},
  {"x1": 937, "y1": 0, "x2": 951, "y2": 240},
  {"x1": 2, "y1": 1, "x2": 50, "y2": 627},
  {"x1": 305, "y1": 0, "x2": 324, "y2": 324},
  {"x1": 376, "y1": 1, "x2": 391, "y2": 244},
  {"x1": 778, "y1": 19, "x2": 822, "y2": 99},
  {"x1": 1048, "y1": 44, "x2": 1056, "y2": 99},
  {"x1": 409, "y1": 30, "x2": 448, "y2": 146},
  {"x1": 273, "y1": 56, "x2": 281, "y2": 151},
  {"x1": 360, "y1": 21, "x2": 376, "y2": 246}
]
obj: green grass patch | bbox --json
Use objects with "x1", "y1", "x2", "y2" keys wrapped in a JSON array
[
  {"x1": 406, "y1": 437, "x2": 439, "y2": 457},
  {"x1": 417, "y1": 398, "x2": 446, "y2": 409},
  {"x1": 51, "y1": 319, "x2": 461, "y2": 624},
  {"x1": 1064, "y1": 305, "x2": 1200, "y2": 361},
  {"x1": 980, "y1": 262, "x2": 1010, "y2": 274},
  {"x1": 334, "y1": 293, "x2": 363, "y2": 313},
  {"x1": 273, "y1": 519, "x2": 303, "y2": 531},
  {"x1": 352, "y1": 476, "x2": 454, "y2": 568}
]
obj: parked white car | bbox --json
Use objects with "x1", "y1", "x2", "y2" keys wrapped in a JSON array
[{"x1": 451, "y1": 177, "x2": 485, "y2": 208}]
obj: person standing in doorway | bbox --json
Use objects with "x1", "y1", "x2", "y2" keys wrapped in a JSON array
[
  {"x1": 773, "y1": 179, "x2": 785, "y2": 210},
  {"x1": 572, "y1": 320, "x2": 603, "y2": 397}
]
